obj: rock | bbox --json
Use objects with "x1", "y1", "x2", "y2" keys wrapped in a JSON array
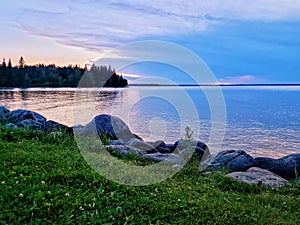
[
  {"x1": 109, "y1": 140, "x2": 124, "y2": 145},
  {"x1": 227, "y1": 167, "x2": 289, "y2": 189},
  {"x1": 5, "y1": 123, "x2": 17, "y2": 129},
  {"x1": 153, "y1": 140, "x2": 173, "y2": 154},
  {"x1": 0, "y1": 106, "x2": 10, "y2": 124},
  {"x1": 200, "y1": 150, "x2": 255, "y2": 173},
  {"x1": 72, "y1": 124, "x2": 83, "y2": 129},
  {"x1": 174, "y1": 140, "x2": 208, "y2": 151},
  {"x1": 142, "y1": 153, "x2": 186, "y2": 165},
  {"x1": 128, "y1": 148, "x2": 147, "y2": 156},
  {"x1": 127, "y1": 138, "x2": 157, "y2": 154},
  {"x1": 177, "y1": 148, "x2": 194, "y2": 160},
  {"x1": 43, "y1": 120, "x2": 71, "y2": 133},
  {"x1": 0, "y1": 106, "x2": 10, "y2": 115},
  {"x1": 18, "y1": 119, "x2": 43, "y2": 130},
  {"x1": 80, "y1": 114, "x2": 136, "y2": 142},
  {"x1": 174, "y1": 139, "x2": 211, "y2": 161},
  {"x1": 0, "y1": 111, "x2": 7, "y2": 124},
  {"x1": 156, "y1": 146, "x2": 173, "y2": 154},
  {"x1": 153, "y1": 140, "x2": 167, "y2": 148},
  {"x1": 255, "y1": 154, "x2": 300, "y2": 180},
  {"x1": 146, "y1": 140, "x2": 173, "y2": 154},
  {"x1": 107, "y1": 145, "x2": 129, "y2": 156},
  {"x1": 166, "y1": 144, "x2": 176, "y2": 151},
  {"x1": 8, "y1": 109, "x2": 46, "y2": 124}
]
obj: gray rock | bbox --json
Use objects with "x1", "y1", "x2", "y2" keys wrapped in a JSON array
[
  {"x1": 0, "y1": 106, "x2": 10, "y2": 115},
  {"x1": 177, "y1": 148, "x2": 194, "y2": 161},
  {"x1": 80, "y1": 114, "x2": 136, "y2": 142},
  {"x1": 174, "y1": 139, "x2": 211, "y2": 161},
  {"x1": 0, "y1": 106, "x2": 10, "y2": 124},
  {"x1": 200, "y1": 150, "x2": 255, "y2": 173},
  {"x1": 143, "y1": 153, "x2": 186, "y2": 165},
  {"x1": 5, "y1": 123, "x2": 17, "y2": 129},
  {"x1": 0, "y1": 111, "x2": 7, "y2": 124},
  {"x1": 128, "y1": 148, "x2": 147, "y2": 156},
  {"x1": 18, "y1": 119, "x2": 43, "y2": 130},
  {"x1": 156, "y1": 146, "x2": 173, "y2": 154},
  {"x1": 8, "y1": 109, "x2": 46, "y2": 124},
  {"x1": 255, "y1": 154, "x2": 300, "y2": 180},
  {"x1": 174, "y1": 140, "x2": 208, "y2": 151},
  {"x1": 153, "y1": 140, "x2": 167, "y2": 148},
  {"x1": 227, "y1": 167, "x2": 289, "y2": 189},
  {"x1": 107, "y1": 145, "x2": 129, "y2": 156},
  {"x1": 43, "y1": 120, "x2": 71, "y2": 133},
  {"x1": 166, "y1": 144, "x2": 176, "y2": 151},
  {"x1": 127, "y1": 138, "x2": 157, "y2": 154},
  {"x1": 109, "y1": 140, "x2": 124, "y2": 145},
  {"x1": 147, "y1": 140, "x2": 173, "y2": 154}
]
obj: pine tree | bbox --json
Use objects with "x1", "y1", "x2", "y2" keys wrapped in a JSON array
[
  {"x1": 19, "y1": 56, "x2": 25, "y2": 68},
  {"x1": 0, "y1": 58, "x2": 6, "y2": 86},
  {"x1": 6, "y1": 59, "x2": 13, "y2": 86}
]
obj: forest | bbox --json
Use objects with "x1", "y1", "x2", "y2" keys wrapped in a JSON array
[{"x1": 0, "y1": 57, "x2": 128, "y2": 88}]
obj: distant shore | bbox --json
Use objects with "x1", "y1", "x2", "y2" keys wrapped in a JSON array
[{"x1": 129, "y1": 83, "x2": 300, "y2": 87}]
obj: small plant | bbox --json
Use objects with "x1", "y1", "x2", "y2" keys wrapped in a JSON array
[
  {"x1": 295, "y1": 167, "x2": 299, "y2": 179},
  {"x1": 99, "y1": 133, "x2": 110, "y2": 145},
  {"x1": 184, "y1": 126, "x2": 194, "y2": 143},
  {"x1": 178, "y1": 126, "x2": 194, "y2": 151}
]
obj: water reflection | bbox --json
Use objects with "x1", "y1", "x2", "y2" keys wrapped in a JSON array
[{"x1": 0, "y1": 87, "x2": 299, "y2": 158}]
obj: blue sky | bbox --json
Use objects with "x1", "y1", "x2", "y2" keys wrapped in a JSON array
[{"x1": 0, "y1": 0, "x2": 300, "y2": 83}]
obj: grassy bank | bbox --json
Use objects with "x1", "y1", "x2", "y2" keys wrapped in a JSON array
[{"x1": 0, "y1": 127, "x2": 299, "y2": 224}]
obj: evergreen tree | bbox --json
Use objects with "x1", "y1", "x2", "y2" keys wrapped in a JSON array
[
  {"x1": 6, "y1": 59, "x2": 13, "y2": 86},
  {"x1": 0, "y1": 58, "x2": 6, "y2": 86},
  {"x1": 0, "y1": 58, "x2": 127, "y2": 87},
  {"x1": 19, "y1": 56, "x2": 25, "y2": 68}
]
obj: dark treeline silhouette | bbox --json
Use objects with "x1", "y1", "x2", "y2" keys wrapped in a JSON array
[{"x1": 0, "y1": 57, "x2": 128, "y2": 88}]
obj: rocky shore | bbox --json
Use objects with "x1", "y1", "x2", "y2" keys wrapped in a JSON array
[{"x1": 1, "y1": 105, "x2": 299, "y2": 188}]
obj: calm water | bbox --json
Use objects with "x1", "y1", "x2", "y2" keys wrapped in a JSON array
[{"x1": 0, "y1": 86, "x2": 299, "y2": 158}]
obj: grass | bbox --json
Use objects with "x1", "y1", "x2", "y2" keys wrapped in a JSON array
[{"x1": 0, "y1": 126, "x2": 299, "y2": 224}]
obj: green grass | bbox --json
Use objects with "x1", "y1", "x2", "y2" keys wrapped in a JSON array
[{"x1": 0, "y1": 127, "x2": 299, "y2": 224}]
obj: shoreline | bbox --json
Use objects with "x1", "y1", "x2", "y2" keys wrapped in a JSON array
[{"x1": 0, "y1": 83, "x2": 300, "y2": 90}]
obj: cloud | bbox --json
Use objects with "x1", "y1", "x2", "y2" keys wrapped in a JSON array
[
  {"x1": 117, "y1": 72, "x2": 141, "y2": 79},
  {"x1": 13, "y1": 0, "x2": 300, "y2": 53},
  {"x1": 218, "y1": 75, "x2": 264, "y2": 84}
]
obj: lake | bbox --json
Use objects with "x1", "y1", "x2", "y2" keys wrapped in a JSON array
[{"x1": 0, "y1": 86, "x2": 299, "y2": 158}]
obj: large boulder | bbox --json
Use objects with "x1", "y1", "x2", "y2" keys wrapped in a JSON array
[
  {"x1": 18, "y1": 119, "x2": 43, "y2": 130},
  {"x1": 255, "y1": 154, "x2": 300, "y2": 180},
  {"x1": 0, "y1": 106, "x2": 10, "y2": 114},
  {"x1": 127, "y1": 138, "x2": 157, "y2": 154},
  {"x1": 107, "y1": 145, "x2": 129, "y2": 156},
  {"x1": 174, "y1": 139, "x2": 208, "y2": 151},
  {"x1": 174, "y1": 139, "x2": 211, "y2": 161},
  {"x1": 8, "y1": 109, "x2": 46, "y2": 124},
  {"x1": 156, "y1": 146, "x2": 174, "y2": 154},
  {"x1": 5, "y1": 123, "x2": 17, "y2": 129},
  {"x1": 200, "y1": 150, "x2": 255, "y2": 173},
  {"x1": 79, "y1": 114, "x2": 136, "y2": 143},
  {"x1": 0, "y1": 106, "x2": 10, "y2": 124},
  {"x1": 142, "y1": 153, "x2": 186, "y2": 165},
  {"x1": 227, "y1": 167, "x2": 289, "y2": 189},
  {"x1": 147, "y1": 140, "x2": 174, "y2": 154},
  {"x1": 43, "y1": 120, "x2": 72, "y2": 133}
]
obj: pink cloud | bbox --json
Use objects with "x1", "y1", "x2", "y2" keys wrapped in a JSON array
[{"x1": 218, "y1": 75, "x2": 264, "y2": 84}]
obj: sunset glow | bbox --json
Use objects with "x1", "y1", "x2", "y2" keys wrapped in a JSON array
[{"x1": 1, "y1": 1, "x2": 299, "y2": 83}]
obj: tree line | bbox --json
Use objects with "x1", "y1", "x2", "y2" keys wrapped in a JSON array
[{"x1": 0, "y1": 57, "x2": 128, "y2": 88}]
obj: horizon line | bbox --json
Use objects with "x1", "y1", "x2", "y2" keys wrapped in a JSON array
[{"x1": 129, "y1": 83, "x2": 300, "y2": 87}]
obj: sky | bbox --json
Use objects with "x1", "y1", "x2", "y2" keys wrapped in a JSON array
[{"x1": 0, "y1": 0, "x2": 300, "y2": 84}]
